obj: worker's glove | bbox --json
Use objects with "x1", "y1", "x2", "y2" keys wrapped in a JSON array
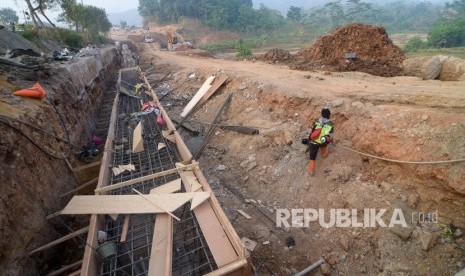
[{"x1": 321, "y1": 136, "x2": 331, "y2": 144}]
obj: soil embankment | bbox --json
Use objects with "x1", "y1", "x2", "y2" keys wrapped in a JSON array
[{"x1": 0, "y1": 44, "x2": 120, "y2": 274}]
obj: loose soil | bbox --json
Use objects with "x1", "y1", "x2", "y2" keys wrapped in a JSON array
[{"x1": 133, "y1": 32, "x2": 465, "y2": 275}]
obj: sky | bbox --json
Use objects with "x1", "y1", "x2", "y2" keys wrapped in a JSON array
[
  {"x1": 1, "y1": 0, "x2": 139, "y2": 23},
  {"x1": 1, "y1": 0, "x2": 448, "y2": 24}
]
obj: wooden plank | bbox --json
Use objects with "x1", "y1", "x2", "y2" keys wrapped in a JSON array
[
  {"x1": 132, "y1": 121, "x2": 144, "y2": 153},
  {"x1": 237, "y1": 210, "x2": 251, "y2": 219},
  {"x1": 133, "y1": 189, "x2": 180, "y2": 221},
  {"x1": 158, "y1": 142, "x2": 166, "y2": 150},
  {"x1": 178, "y1": 171, "x2": 238, "y2": 267},
  {"x1": 72, "y1": 161, "x2": 102, "y2": 172},
  {"x1": 203, "y1": 259, "x2": 248, "y2": 276},
  {"x1": 120, "y1": 215, "x2": 130, "y2": 243},
  {"x1": 46, "y1": 260, "x2": 83, "y2": 276},
  {"x1": 60, "y1": 177, "x2": 99, "y2": 198},
  {"x1": 180, "y1": 76, "x2": 215, "y2": 117},
  {"x1": 198, "y1": 75, "x2": 228, "y2": 107},
  {"x1": 162, "y1": 130, "x2": 176, "y2": 144},
  {"x1": 95, "y1": 162, "x2": 199, "y2": 194},
  {"x1": 67, "y1": 269, "x2": 81, "y2": 276},
  {"x1": 191, "y1": 192, "x2": 210, "y2": 210},
  {"x1": 193, "y1": 168, "x2": 247, "y2": 259},
  {"x1": 148, "y1": 214, "x2": 173, "y2": 276},
  {"x1": 149, "y1": 179, "x2": 182, "y2": 194},
  {"x1": 29, "y1": 226, "x2": 89, "y2": 255},
  {"x1": 45, "y1": 211, "x2": 62, "y2": 220},
  {"x1": 61, "y1": 193, "x2": 210, "y2": 215}
]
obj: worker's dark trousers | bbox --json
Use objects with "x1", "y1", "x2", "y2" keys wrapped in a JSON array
[{"x1": 309, "y1": 143, "x2": 323, "y2": 160}]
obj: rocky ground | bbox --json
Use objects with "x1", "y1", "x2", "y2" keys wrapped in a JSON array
[{"x1": 134, "y1": 38, "x2": 465, "y2": 275}]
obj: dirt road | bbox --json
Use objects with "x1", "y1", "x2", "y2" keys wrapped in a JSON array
[{"x1": 152, "y1": 48, "x2": 465, "y2": 109}]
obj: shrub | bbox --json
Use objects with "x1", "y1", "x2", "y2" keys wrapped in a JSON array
[
  {"x1": 20, "y1": 24, "x2": 35, "y2": 40},
  {"x1": 235, "y1": 39, "x2": 252, "y2": 58},
  {"x1": 57, "y1": 28, "x2": 84, "y2": 48},
  {"x1": 404, "y1": 36, "x2": 427, "y2": 53}
]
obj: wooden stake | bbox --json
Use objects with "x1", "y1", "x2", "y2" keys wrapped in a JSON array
[
  {"x1": 46, "y1": 260, "x2": 83, "y2": 276},
  {"x1": 60, "y1": 177, "x2": 99, "y2": 198},
  {"x1": 29, "y1": 226, "x2": 89, "y2": 255},
  {"x1": 72, "y1": 161, "x2": 102, "y2": 172},
  {"x1": 120, "y1": 215, "x2": 130, "y2": 243}
]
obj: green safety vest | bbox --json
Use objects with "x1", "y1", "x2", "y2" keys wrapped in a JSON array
[{"x1": 312, "y1": 121, "x2": 333, "y2": 144}]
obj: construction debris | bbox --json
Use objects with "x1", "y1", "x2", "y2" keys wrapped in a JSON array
[
  {"x1": 112, "y1": 164, "x2": 136, "y2": 176},
  {"x1": 237, "y1": 210, "x2": 252, "y2": 219},
  {"x1": 241, "y1": 237, "x2": 257, "y2": 251}
]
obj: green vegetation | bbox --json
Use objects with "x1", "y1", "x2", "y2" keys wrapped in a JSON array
[
  {"x1": 59, "y1": 0, "x2": 111, "y2": 44},
  {"x1": 0, "y1": 8, "x2": 19, "y2": 24},
  {"x1": 20, "y1": 24, "x2": 36, "y2": 40},
  {"x1": 405, "y1": 47, "x2": 465, "y2": 59},
  {"x1": 56, "y1": 28, "x2": 84, "y2": 48},
  {"x1": 235, "y1": 39, "x2": 252, "y2": 58},
  {"x1": 403, "y1": 36, "x2": 427, "y2": 53}
]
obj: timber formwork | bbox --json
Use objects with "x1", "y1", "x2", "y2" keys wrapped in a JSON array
[{"x1": 80, "y1": 67, "x2": 250, "y2": 276}]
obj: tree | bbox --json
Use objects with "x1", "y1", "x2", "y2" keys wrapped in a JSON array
[
  {"x1": 287, "y1": 6, "x2": 302, "y2": 22},
  {"x1": 0, "y1": 8, "x2": 19, "y2": 23},
  {"x1": 120, "y1": 20, "x2": 127, "y2": 29},
  {"x1": 20, "y1": 0, "x2": 58, "y2": 29},
  {"x1": 427, "y1": 0, "x2": 465, "y2": 47}
]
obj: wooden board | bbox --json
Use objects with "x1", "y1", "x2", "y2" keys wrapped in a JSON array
[
  {"x1": 198, "y1": 75, "x2": 228, "y2": 108},
  {"x1": 132, "y1": 121, "x2": 144, "y2": 153},
  {"x1": 203, "y1": 259, "x2": 248, "y2": 276},
  {"x1": 237, "y1": 210, "x2": 251, "y2": 219},
  {"x1": 46, "y1": 260, "x2": 83, "y2": 276},
  {"x1": 191, "y1": 192, "x2": 210, "y2": 210},
  {"x1": 60, "y1": 177, "x2": 99, "y2": 198},
  {"x1": 29, "y1": 226, "x2": 89, "y2": 255},
  {"x1": 180, "y1": 76, "x2": 215, "y2": 117},
  {"x1": 148, "y1": 214, "x2": 173, "y2": 276},
  {"x1": 178, "y1": 171, "x2": 239, "y2": 267},
  {"x1": 95, "y1": 162, "x2": 198, "y2": 194},
  {"x1": 61, "y1": 193, "x2": 210, "y2": 215},
  {"x1": 162, "y1": 130, "x2": 176, "y2": 144},
  {"x1": 149, "y1": 179, "x2": 181, "y2": 194},
  {"x1": 120, "y1": 215, "x2": 130, "y2": 243}
]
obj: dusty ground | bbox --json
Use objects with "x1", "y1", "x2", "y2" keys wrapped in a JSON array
[{"x1": 129, "y1": 34, "x2": 465, "y2": 276}]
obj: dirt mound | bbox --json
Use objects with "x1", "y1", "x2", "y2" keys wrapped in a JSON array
[
  {"x1": 291, "y1": 23, "x2": 405, "y2": 77},
  {"x1": 174, "y1": 43, "x2": 194, "y2": 51},
  {"x1": 261, "y1": 48, "x2": 293, "y2": 63}
]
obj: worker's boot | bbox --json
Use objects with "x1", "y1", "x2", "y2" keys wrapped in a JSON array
[
  {"x1": 307, "y1": 160, "x2": 315, "y2": 176},
  {"x1": 321, "y1": 147, "x2": 328, "y2": 158}
]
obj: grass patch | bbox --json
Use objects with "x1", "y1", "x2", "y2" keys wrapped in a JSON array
[{"x1": 406, "y1": 47, "x2": 465, "y2": 59}]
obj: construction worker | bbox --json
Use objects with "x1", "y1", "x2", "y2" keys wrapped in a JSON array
[{"x1": 306, "y1": 108, "x2": 334, "y2": 175}]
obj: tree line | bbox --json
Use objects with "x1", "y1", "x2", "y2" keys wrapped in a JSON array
[
  {"x1": 0, "y1": 0, "x2": 111, "y2": 46},
  {"x1": 138, "y1": 0, "x2": 465, "y2": 48}
]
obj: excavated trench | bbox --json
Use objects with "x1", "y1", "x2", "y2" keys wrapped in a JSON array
[{"x1": 0, "y1": 47, "x2": 120, "y2": 275}]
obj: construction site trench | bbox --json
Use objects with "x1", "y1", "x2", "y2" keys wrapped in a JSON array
[{"x1": 1, "y1": 32, "x2": 465, "y2": 275}]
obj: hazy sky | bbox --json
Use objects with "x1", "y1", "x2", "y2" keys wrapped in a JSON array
[
  {"x1": 1, "y1": 0, "x2": 139, "y2": 22},
  {"x1": 1, "y1": 0, "x2": 448, "y2": 24}
]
